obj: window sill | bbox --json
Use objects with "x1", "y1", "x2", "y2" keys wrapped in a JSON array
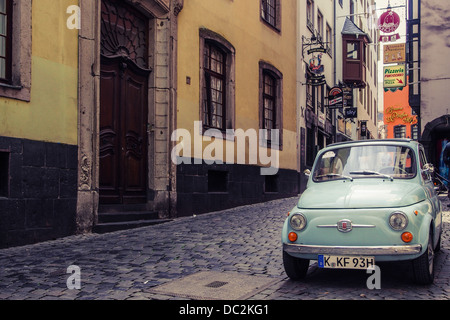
[{"x1": 0, "y1": 82, "x2": 23, "y2": 90}]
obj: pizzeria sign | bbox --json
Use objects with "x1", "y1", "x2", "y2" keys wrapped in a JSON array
[{"x1": 383, "y1": 64, "x2": 406, "y2": 88}]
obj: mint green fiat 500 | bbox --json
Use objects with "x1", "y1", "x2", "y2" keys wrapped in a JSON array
[{"x1": 282, "y1": 139, "x2": 443, "y2": 284}]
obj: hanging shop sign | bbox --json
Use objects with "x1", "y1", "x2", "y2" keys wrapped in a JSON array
[
  {"x1": 328, "y1": 86, "x2": 343, "y2": 109},
  {"x1": 342, "y1": 86, "x2": 353, "y2": 107},
  {"x1": 378, "y1": 8, "x2": 400, "y2": 33},
  {"x1": 383, "y1": 64, "x2": 406, "y2": 88},
  {"x1": 307, "y1": 53, "x2": 326, "y2": 86},
  {"x1": 378, "y1": 8, "x2": 401, "y2": 43},
  {"x1": 308, "y1": 53, "x2": 324, "y2": 75},
  {"x1": 344, "y1": 107, "x2": 358, "y2": 119},
  {"x1": 307, "y1": 47, "x2": 327, "y2": 55},
  {"x1": 379, "y1": 33, "x2": 400, "y2": 43},
  {"x1": 383, "y1": 43, "x2": 406, "y2": 64}
]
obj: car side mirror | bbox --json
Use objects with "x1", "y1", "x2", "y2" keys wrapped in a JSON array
[
  {"x1": 304, "y1": 169, "x2": 311, "y2": 177},
  {"x1": 423, "y1": 163, "x2": 434, "y2": 173}
]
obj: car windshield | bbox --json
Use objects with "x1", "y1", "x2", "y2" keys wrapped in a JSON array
[{"x1": 313, "y1": 145, "x2": 416, "y2": 182}]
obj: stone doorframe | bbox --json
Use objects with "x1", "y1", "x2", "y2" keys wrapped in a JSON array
[
  {"x1": 76, "y1": 0, "x2": 183, "y2": 233},
  {"x1": 421, "y1": 114, "x2": 450, "y2": 163}
]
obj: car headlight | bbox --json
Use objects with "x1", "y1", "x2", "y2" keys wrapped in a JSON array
[
  {"x1": 389, "y1": 211, "x2": 408, "y2": 230},
  {"x1": 290, "y1": 213, "x2": 307, "y2": 231}
]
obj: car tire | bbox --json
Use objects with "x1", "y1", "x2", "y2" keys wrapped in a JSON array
[
  {"x1": 435, "y1": 232, "x2": 441, "y2": 253},
  {"x1": 412, "y1": 230, "x2": 435, "y2": 285},
  {"x1": 283, "y1": 250, "x2": 310, "y2": 280}
]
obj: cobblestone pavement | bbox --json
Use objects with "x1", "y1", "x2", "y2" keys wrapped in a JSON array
[{"x1": 0, "y1": 195, "x2": 449, "y2": 301}]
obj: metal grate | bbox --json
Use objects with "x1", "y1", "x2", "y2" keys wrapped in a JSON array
[{"x1": 204, "y1": 281, "x2": 228, "y2": 288}]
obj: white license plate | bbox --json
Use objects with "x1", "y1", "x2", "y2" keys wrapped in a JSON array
[{"x1": 318, "y1": 255, "x2": 375, "y2": 270}]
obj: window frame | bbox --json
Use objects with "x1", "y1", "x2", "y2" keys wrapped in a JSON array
[
  {"x1": 0, "y1": 0, "x2": 13, "y2": 84},
  {"x1": 0, "y1": 0, "x2": 32, "y2": 102},
  {"x1": 199, "y1": 28, "x2": 236, "y2": 137},
  {"x1": 260, "y1": 0, "x2": 281, "y2": 32},
  {"x1": 259, "y1": 61, "x2": 283, "y2": 149},
  {"x1": 307, "y1": 0, "x2": 314, "y2": 32},
  {"x1": 394, "y1": 125, "x2": 407, "y2": 138},
  {"x1": 203, "y1": 41, "x2": 227, "y2": 130}
]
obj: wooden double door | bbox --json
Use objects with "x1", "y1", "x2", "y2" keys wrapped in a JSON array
[{"x1": 99, "y1": 56, "x2": 150, "y2": 205}]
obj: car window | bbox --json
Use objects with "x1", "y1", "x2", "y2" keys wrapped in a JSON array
[
  {"x1": 419, "y1": 149, "x2": 431, "y2": 181},
  {"x1": 313, "y1": 145, "x2": 416, "y2": 182}
]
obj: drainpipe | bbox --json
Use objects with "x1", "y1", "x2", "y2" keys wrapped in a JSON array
[{"x1": 333, "y1": 0, "x2": 337, "y2": 142}]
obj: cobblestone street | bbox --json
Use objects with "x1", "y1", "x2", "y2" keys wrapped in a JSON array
[{"x1": 1, "y1": 195, "x2": 449, "y2": 301}]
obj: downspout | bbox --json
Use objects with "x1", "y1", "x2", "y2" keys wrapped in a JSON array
[{"x1": 333, "y1": 0, "x2": 337, "y2": 142}]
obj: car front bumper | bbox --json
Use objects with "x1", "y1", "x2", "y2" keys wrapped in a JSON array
[{"x1": 283, "y1": 243, "x2": 422, "y2": 256}]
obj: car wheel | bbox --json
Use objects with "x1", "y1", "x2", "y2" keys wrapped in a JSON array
[
  {"x1": 283, "y1": 250, "x2": 310, "y2": 280},
  {"x1": 412, "y1": 230, "x2": 435, "y2": 285}
]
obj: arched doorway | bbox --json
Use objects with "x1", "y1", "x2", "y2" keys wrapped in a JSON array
[{"x1": 421, "y1": 115, "x2": 450, "y2": 173}]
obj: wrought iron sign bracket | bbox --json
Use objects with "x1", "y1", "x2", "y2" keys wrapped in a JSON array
[{"x1": 302, "y1": 34, "x2": 327, "y2": 57}]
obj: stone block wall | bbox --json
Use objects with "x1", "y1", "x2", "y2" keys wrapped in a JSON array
[{"x1": 0, "y1": 137, "x2": 78, "y2": 248}]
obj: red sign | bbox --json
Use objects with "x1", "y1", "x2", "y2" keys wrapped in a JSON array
[{"x1": 378, "y1": 9, "x2": 400, "y2": 34}]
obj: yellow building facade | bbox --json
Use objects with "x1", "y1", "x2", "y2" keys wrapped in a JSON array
[
  {"x1": 175, "y1": 0, "x2": 299, "y2": 215},
  {"x1": 0, "y1": 0, "x2": 79, "y2": 248},
  {"x1": 1, "y1": 0, "x2": 301, "y2": 247}
]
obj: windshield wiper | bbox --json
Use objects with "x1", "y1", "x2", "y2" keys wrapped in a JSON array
[
  {"x1": 316, "y1": 173, "x2": 354, "y2": 181},
  {"x1": 349, "y1": 170, "x2": 393, "y2": 181}
]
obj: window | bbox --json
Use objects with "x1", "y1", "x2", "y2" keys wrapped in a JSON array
[
  {"x1": 313, "y1": 145, "x2": 416, "y2": 181},
  {"x1": 259, "y1": 62, "x2": 283, "y2": 148},
  {"x1": 326, "y1": 23, "x2": 332, "y2": 56},
  {"x1": 261, "y1": 0, "x2": 276, "y2": 26},
  {"x1": 261, "y1": 0, "x2": 281, "y2": 31},
  {"x1": 394, "y1": 125, "x2": 406, "y2": 138},
  {"x1": 0, "y1": 151, "x2": 9, "y2": 198},
  {"x1": 208, "y1": 170, "x2": 228, "y2": 193},
  {"x1": 307, "y1": 0, "x2": 314, "y2": 32},
  {"x1": 264, "y1": 175, "x2": 278, "y2": 193},
  {"x1": 411, "y1": 124, "x2": 419, "y2": 140},
  {"x1": 199, "y1": 29, "x2": 235, "y2": 133},
  {"x1": 317, "y1": 10, "x2": 323, "y2": 41},
  {"x1": 419, "y1": 149, "x2": 431, "y2": 181},
  {"x1": 347, "y1": 42, "x2": 359, "y2": 60},
  {"x1": 262, "y1": 72, "x2": 276, "y2": 131},
  {"x1": 203, "y1": 42, "x2": 226, "y2": 130},
  {"x1": 0, "y1": 0, "x2": 12, "y2": 83},
  {"x1": 0, "y1": 0, "x2": 32, "y2": 101}
]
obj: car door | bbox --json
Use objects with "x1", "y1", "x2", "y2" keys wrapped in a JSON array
[{"x1": 419, "y1": 145, "x2": 442, "y2": 244}]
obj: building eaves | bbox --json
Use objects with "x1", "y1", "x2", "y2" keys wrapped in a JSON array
[{"x1": 341, "y1": 17, "x2": 372, "y2": 43}]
